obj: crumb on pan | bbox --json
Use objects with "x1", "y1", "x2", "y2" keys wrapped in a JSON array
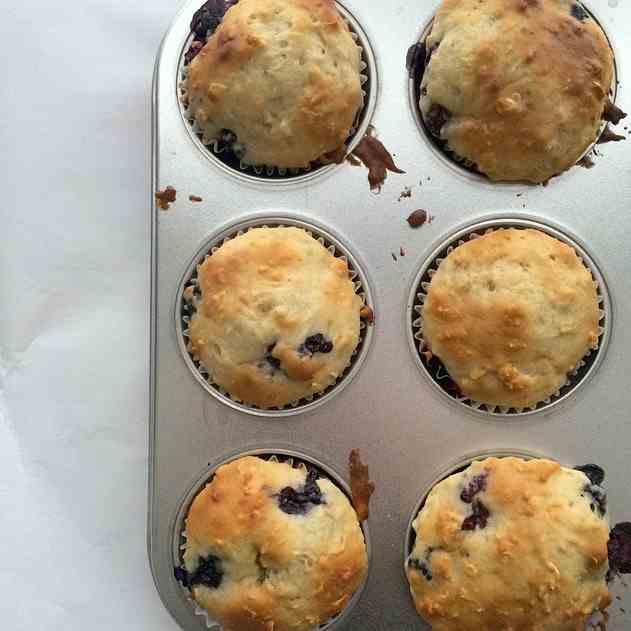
[
  {"x1": 155, "y1": 186, "x2": 177, "y2": 210},
  {"x1": 350, "y1": 127, "x2": 405, "y2": 192},
  {"x1": 400, "y1": 246, "x2": 406, "y2": 257},
  {"x1": 407, "y1": 209, "x2": 429, "y2": 227},
  {"x1": 398, "y1": 187, "x2": 413, "y2": 201},
  {"x1": 189, "y1": 194, "x2": 203, "y2": 202},
  {"x1": 349, "y1": 449, "x2": 375, "y2": 522},
  {"x1": 391, "y1": 252, "x2": 398, "y2": 262}
]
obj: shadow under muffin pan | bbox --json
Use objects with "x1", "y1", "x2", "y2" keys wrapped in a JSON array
[
  {"x1": 176, "y1": 216, "x2": 375, "y2": 417},
  {"x1": 406, "y1": 0, "x2": 620, "y2": 185},
  {"x1": 407, "y1": 216, "x2": 612, "y2": 419},
  {"x1": 171, "y1": 448, "x2": 372, "y2": 631},
  {"x1": 177, "y1": 0, "x2": 378, "y2": 186}
]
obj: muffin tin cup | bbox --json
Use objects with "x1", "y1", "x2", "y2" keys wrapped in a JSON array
[
  {"x1": 406, "y1": 0, "x2": 620, "y2": 185},
  {"x1": 403, "y1": 449, "x2": 612, "y2": 631},
  {"x1": 407, "y1": 215, "x2": 611, "y2": 419},
  {"x1": 176, "y1": 214, "x2": 375, "y2": 418},
  {"x1": 172, "y1": 447, "x2": 372, "y2": 631},
  {"x1": 178, "y1": 0, "x2": 378, "y2": 186}
]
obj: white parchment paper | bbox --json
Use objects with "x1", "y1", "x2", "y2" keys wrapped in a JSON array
[{"x1": 1, "y1": 2, "x2": 181, "y2": 628}]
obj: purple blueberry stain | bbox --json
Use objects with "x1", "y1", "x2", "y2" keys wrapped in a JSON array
[
  {"x1": 461, "y1": 500, "x2": 490, "y2": 531},
  {"x1": 575, "y1": 464, "x2": 605, "y2": 487},
  {"x1": 460, "y1": 472, "x2": 488, "y2": 503},
  {"x1": 277, "y1": 469, "x2": 325, "y2": 515},
  {"x1": 425, "y1": 103, "x2": 452, "y2": 138},
  {"x1": 406, "y1": 41, "x2": 427, "y2": 80},
  {"x1": 298, "y1": 334, "x2": 334, "y2": 356},
  {"x1": 186, "y1": 0, "x2": 239, "y2": 64},
  {"x1": 409, "y1": 557, "x2": 433, "y2": 581},
  {"x1": 608, "y1": 522, "x2": 631, "y2": 578},
  {"x1": 175, "y1": 554, "x2": 223, "y2": 590},
  {"x1": 570, "y1": 3, "x2": 588, "y2": 21}
]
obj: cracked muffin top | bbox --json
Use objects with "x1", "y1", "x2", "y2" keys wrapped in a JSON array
[
  {"x1": 188, "y1": 226, "x2": 363, "y2": 408},
  {"x1": 418, "y1": 0, "x2": 614, "y2": 182},
  {"x1": 406, "y1": 457, "x2": 611, "y2": 631},
  {"x1": 179, "y1": 456, "x2": 368, "y2": 631},
  {"x1": 421, "y1": 228, "x2": 600, "y2": 408},
  {"x1": 185, "y1": 0, "x2": 363, "y2": 169}
]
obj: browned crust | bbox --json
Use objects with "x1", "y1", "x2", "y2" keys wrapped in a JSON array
[
  {"x1": 423, "y1": 0, "x2": 615, "y2": 182},
  {"x1": 407, "y1": 457, "x2": 611, "y2": 631}
]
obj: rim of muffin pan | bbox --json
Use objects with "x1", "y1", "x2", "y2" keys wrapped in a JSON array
[
  {"x1": 171, "y1": 447, "x2": 372, "y2": 631},
  {"x1": 402, "y1": 448, "x2": 547, "y2": 564},
  {"x1": 406, "y1": 215, "x2": 612, "y2": 420},
  {"x1": 175, "y1": 215, "x2": 375, "y2": 418},
  {"x1": 406, "y1": 1, "x2": 620, "y2": 186},
  {"x1": 177, "y1": 1, "x2": 378, "y2": 188}
]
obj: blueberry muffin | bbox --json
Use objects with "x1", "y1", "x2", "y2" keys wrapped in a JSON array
[
  {"x1": 406, "y1": 457, "x2": 612, "y2": 631},
  {"x1": 184, "y1": 0, "x2": 363, "y2": 169},
  {"x1": 187, "y1": 226, "x2": 364, "y2": 408},
  {"x1": 422, "y1": 228, "x2": 600, "y2": 408},
  {"x1": 417, "y1": 0, "x2": 615, "y2": 182},
  {"x1": 177, "y1": 456, "x2": 368, "y2": 631}
]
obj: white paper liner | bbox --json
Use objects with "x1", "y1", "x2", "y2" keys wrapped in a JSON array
[
  {"x1": 179, "y1": 222, "x2": 371, "y2": 413},
  {"x1": 411, "y1": 227, "x2": 607, "y2": 415},
  {"x1": 178, "y1": 13, "x2": 372, "y2": 179},
  {"x1": 175, "y1": 453, "x2": 366, "y2": 631}
]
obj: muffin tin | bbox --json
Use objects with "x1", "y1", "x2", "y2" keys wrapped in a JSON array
[{"x1": 149, "y1": 1, "x2": 631, "y2": 629}]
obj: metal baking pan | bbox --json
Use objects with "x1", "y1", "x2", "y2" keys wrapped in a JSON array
[{"x1": 149, "y1": 0, "x2": 631, "y2": 628}]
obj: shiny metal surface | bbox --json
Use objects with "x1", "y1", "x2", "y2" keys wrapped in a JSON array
[{"x1": 150, "y1": 1, "x2": 631, "y2": 629}]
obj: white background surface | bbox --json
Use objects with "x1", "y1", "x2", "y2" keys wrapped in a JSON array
[{"x1": 1, "y1": 2, "x2": 181, "y2": 628}]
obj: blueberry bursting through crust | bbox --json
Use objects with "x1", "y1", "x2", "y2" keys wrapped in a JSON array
[
  {"x1": 460, "y1": 471, "x2": 490, "y2": 531},
  {"x1": 174, "y1": 554, "x2": 223, "y2": 589},
  {"x1": 575, "y1": 464, "x2": 607, "y2": 517},
  {"x1": 277, "y1": 469, "x2": 326, "y2": 515},
  {"x1": 263, "y1": 334, "x2": 335, "y2": 375}
]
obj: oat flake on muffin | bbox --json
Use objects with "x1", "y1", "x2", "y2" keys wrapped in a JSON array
[
  {"x1": 418, "y1": 0, "x2": 616, "y2": 183},
  {"x1": 178, "y1": 456, "x2": 368, "y2": 631},
  {"x1": 406, "y1": 457, "x2": 612, "y2": 631},
  {"x1": 185, "y1": 0, "x2": 363, "y2": 169},
  {"x1": 188, "y1": 226, "x2": 364, "y2": 408},
  {"x1": 421, "y1": 228, "x2": 600, "y2": 409}
]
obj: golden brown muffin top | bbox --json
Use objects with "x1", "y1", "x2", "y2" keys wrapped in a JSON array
[
  {"x1": 188, "y1": 227, "x2": 363, "y2": 408},
  {"x1": 420, "y1": 0, "x2": 614, "y2": 182},
  {"x1": 184, "y1": 456, "x2": 368, "y2": 631},
  {"x1": 186, "y1": 0, "x2": 363, "y2": 168},
  {"x1": 422, "y1": 228, "x2": 600, "y2": 408},
  {"x1": 407, "y1": 457, "x2": 611, "y2": 631}
]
